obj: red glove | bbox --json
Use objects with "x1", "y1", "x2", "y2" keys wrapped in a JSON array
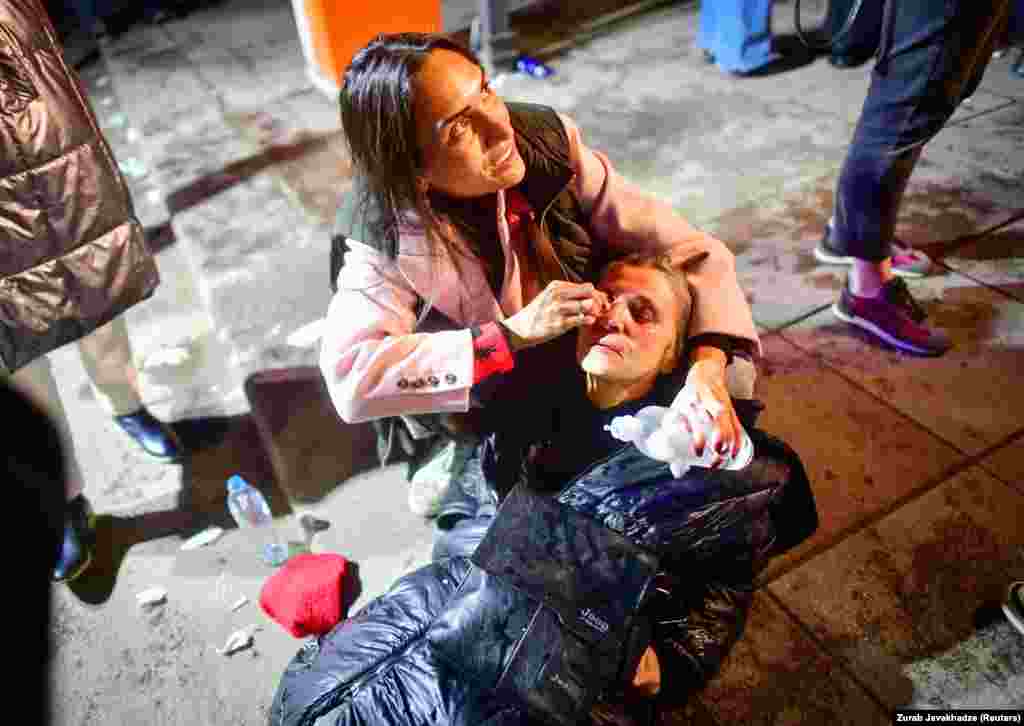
[{"x1": 259, "y1": 553, "x2": 349, "y2": 637}]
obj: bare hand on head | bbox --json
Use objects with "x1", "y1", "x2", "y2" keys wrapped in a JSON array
[
  {"x1": 502, "y1": 281, "x2": 609, "y2": 351},
  {"x1": 670, "y1": 355, "x2": 744, "y2": 469}
]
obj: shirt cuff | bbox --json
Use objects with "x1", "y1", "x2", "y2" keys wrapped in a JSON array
[
  {"x1": 687, "y1": 333, "x2": 757, "y2": 366},
  {"x1": 471, "y1": 322, "x2": 515, "y2": 384}
]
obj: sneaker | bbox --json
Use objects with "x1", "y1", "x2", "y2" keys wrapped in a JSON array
[
  {"x1": 407, "y1": 439, "x2": 473, "y2": 518},
  {"x1": 815, "y1": 225, "x2": 933, "y2": 278},
  {"x1": 114, "y1": 407, "x2": 183, "y2": 461},
  {"x1": 1003, "y1": 581, "x2": 1024, "y2": 637},
  {"x1": 833, "y1": 278, "x2": 952, "y2": 356},
  {"x1": 53, "y1": 495, "x2": 96, "y2": 583}
]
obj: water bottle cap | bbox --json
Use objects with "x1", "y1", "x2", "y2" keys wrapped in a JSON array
[
  {"x1": 607, "y1": 415, "x2": 643, "y2": 442},
  {"x1": 226, "y1": 474, "x2": 248, "y2": 492}
]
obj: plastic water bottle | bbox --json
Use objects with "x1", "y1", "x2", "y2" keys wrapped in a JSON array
[
  {"x1": 225, "y1": 474, "x2": 288, "y2": 566},
  {"x1": 605, "y1": 405, "x2": 754, "y2": 476}
]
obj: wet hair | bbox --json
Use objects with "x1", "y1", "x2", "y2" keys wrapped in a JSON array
[
  {"x1": 598, "y1": 251, "x2": 693, "y2": 362},
  {"x1": 339, "y1": 33, "x2": 483, "y2": 262}
]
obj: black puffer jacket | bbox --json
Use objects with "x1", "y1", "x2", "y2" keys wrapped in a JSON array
[
  {"x1": 270, "y1": 425, "x2": 817, "y2": 725},
  {"x1": 269, "y1": 556, "x2": 531, "y2": 726}
]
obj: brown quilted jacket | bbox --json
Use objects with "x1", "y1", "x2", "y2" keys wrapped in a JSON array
[{"x1": 0, "y1": 0, "x2": 158, "y2": 371}]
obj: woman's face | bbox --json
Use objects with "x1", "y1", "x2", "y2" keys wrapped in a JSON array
[
  {"x1": 576, "y1": 264, "x2": 683, "y2": 386},
  {"x1": 413, "y1": 49, "x2": 526, "y2": 199}
]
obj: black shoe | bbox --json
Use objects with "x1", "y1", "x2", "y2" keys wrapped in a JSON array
[
  {"x1": 53, "y1": 495, "x2": 96, "y2": 583},
  {"x1": 73, "y1": 47, "x2": 101, "y2": 70},
  {"x1": 114, "y1": 408, "x2": 183, "y2": 461},
  {"x1": 143, "y1": 6, "x2": 172, "y2": 24},
  {"x1": 828, "y1": 51, "x2": 874, "y2": 68}
]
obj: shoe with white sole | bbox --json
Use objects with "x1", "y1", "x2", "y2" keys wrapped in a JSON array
[
  {"x1": 833, "y1": 278, "x2": 952, "y2": 356},
  {"x1": 815, "y1": 225, "x2": 933, "y2": 278},
  {"x1": 1003, "y1": 581, "x2": 1024, "y2": 637}
]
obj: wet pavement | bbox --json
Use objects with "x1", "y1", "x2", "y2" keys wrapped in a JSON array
[{"x1": 47, "y1": 0, "x2": 1024, "y2": 723}]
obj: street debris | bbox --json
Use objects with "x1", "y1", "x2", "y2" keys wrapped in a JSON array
[
  {"x1": 136, "y1": 586, "x2": 168, "y2": 608},
  {"x1": 217, "y1": 625, "x2": 261, "y2": 656},
  {"x1": 118, "y1": 156, "x2": 148, "y2": 178},
  {"x1": 515, "y1": 55, "x2": 554, "y2": 79},
  {"x1": 230, "y1": 596, "x2": 249, "y2": 612},
  {"x1": 299, "y1": 513, "x2": 330, "y2": 539},
  {"x1": 286, "y1": 318, "x2": 324, "y2": 348},
  {"x1": 180, "y1": 526, "x2": 225, "y2": 551}
]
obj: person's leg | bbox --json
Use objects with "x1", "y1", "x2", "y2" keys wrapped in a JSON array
[
  {"x1": 702, "y1": 0, "x2": 778, "y2": 73},
  {"x1": 77, "y1": 317, "x2": 183, "y2": 460},
  {"x1": 1010, "y1": 0, "x2": 1024, "y2": 76},
  {"x1": 828, "y1": 0, "x2": 883, "y2": 67},
  {"x1": 76, "y1": 316, "x2": 143, "y2": 417},
  {"x1": 7, "y1": 355, "x2": 87, "y2": 502},
  {"x1": 823, "y1": 0, "x2": 1011, "y2": 354},
  {"x1": 6, "y1": 355, "x2": 95, "y2": 582},
  {"x1": 697, "y1": 0, "x2": 721, "y2": 61},
  {"x1": 735, "y1": 0, "x2": 778, "y2": 72},
  {"x1": 0, "y1": 383, "x2": 64, "y2": 719}
]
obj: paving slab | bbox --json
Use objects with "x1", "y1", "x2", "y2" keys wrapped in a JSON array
[
  {"x1": 942, "y1": 216, "x2": 1024, "y2": 303},
  {"x1": 706, "y1": 158, "x2": 1018, "y2": 329},
  {"x1": 974, "y1": 51, "x2": 1024, "y2": 102},
  {"x1": 706, "y1": 176, "x2": 841, "y2": 329},
  {"x1": 752, "y1": 334, "x2": 967, "y2": 581},
  {"x1": 949, "y1": 90, "x2": 1018, "y2": 127},
  {"x1": 658, "y1": 699, "x2": 721, "y2": 726},
  {"x1": 980, "y1": 435, "x2": 1024, "y2": 495},
  {"x1": 695, "y1": 591, "x2": 890, "y2": 725},
  {"x1": 927, "y1": 102, "x2": 1024, "y2": 185},
  {"x1": 768, "y1": 466, "x2": 1024, "y2": 709},
  {"x1": 892, "y1": 158, "x2": 1022, "y2": 255},
  {"x1": 733, "y1": 54, "x2": 874, "y2": 125},
  {"x1": 780, "y1": 273, "x2": 1024, "y2": 456},
  {"x1": 222, "y1": 106, "x2": 351, "y2": 227}
]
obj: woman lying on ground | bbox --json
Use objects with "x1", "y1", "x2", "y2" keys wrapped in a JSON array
[{"x1": 274, "y1": 254, "x2": 817, "y2": 726}]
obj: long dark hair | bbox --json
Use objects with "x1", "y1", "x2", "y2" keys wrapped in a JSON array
[{"x1": 339, "y1": 33, "x2": 484, "y2": 263}]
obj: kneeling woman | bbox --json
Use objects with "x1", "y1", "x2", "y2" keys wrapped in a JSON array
[{"x1": 321, "y1": 32, "x2": 760, "y2": 483}]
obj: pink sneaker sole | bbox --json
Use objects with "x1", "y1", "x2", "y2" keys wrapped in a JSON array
[{"x1": 814, "y1": 239, "x2": 933, "y2": 278}]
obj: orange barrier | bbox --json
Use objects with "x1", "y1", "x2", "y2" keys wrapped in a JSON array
[{"x1": 292, "y1": 0, "x2": 442, "y2": 96}]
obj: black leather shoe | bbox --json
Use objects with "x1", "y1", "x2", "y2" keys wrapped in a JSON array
[
  {"x1": 828, "y1": 51, "x2": 874, "y2": 68},
  {"x1": 53, "y1": 495, "x2": 95, "y2": 583},
  {"x1": 114, "y1": 408, "x2": 183, "y2": 461}
]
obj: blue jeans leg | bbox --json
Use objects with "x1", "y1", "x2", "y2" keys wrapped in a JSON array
[{"x1": 831, "y1": 0, "x2": 1012, "y2": 261}]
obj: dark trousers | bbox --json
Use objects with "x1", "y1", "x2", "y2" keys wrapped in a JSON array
[{"x1": 831, "y1": 0, "x2": 1012, "y2": 261}]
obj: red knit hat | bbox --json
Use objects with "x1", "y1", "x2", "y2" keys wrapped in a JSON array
[{"x1": 259, "y1": 552, "x2": 349, "y2": 637}]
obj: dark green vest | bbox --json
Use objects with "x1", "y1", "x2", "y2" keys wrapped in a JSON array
[{"x1": 507, "y1": 102, "x2": 608, "y2": 284}]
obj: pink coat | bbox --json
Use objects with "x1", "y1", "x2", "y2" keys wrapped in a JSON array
[{"x1": 320, "y1": 114, "x2": 758, "y2": 424}]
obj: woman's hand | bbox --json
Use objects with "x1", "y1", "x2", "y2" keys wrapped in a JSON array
[
  {"x1": 670, "y1": 346, "x2": 743, "y2": 469},
  {"x1": 501, "y1": 281, "x2": 608, "y2": 351}
]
